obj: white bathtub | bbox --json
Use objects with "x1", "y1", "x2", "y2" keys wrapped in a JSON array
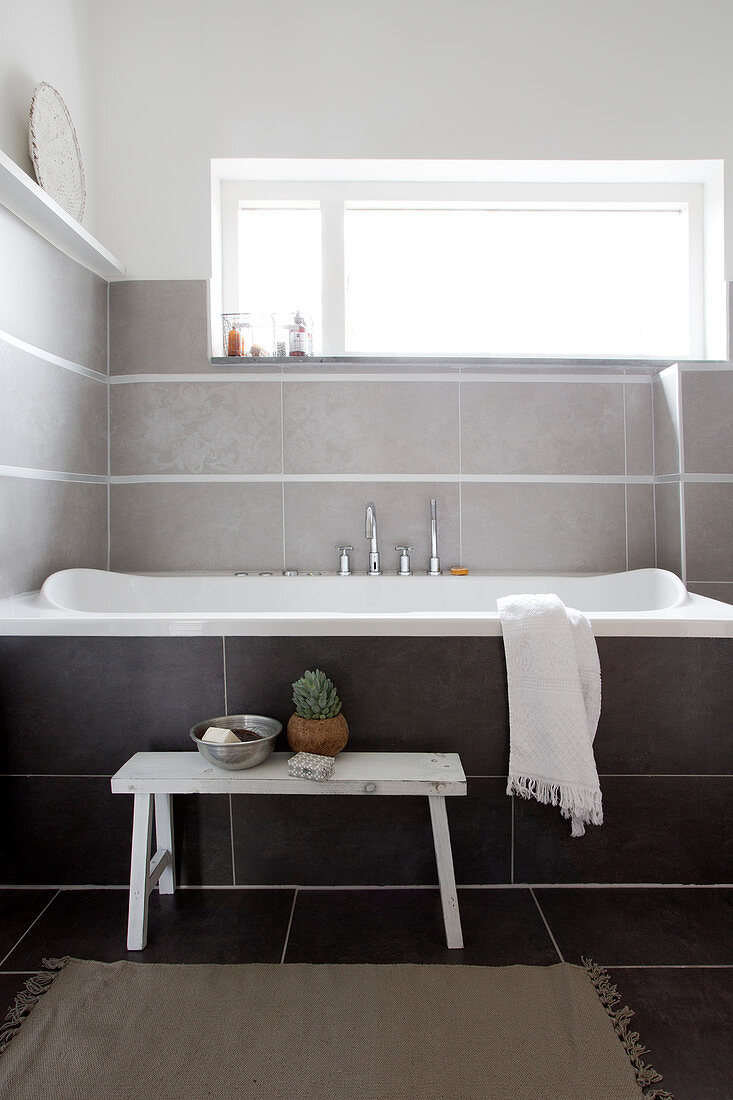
[{"x1": 0, "y1": 566, "x2": 730, "y2": 637}]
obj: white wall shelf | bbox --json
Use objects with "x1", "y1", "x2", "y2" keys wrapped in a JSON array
[{"x1": 0, "y1": 148, "x2": 125, "y2": 279}]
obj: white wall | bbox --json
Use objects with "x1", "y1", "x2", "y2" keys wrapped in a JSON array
[
  {"x1": 89, "y1": 0, "x2": 733, "y2": 280},
  {"x1": 0, "y1": 0, "x2": 97, "y2": 232}
]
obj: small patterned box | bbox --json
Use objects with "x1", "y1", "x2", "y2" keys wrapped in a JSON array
[{"x1": 288, "y1": 752, "x2": 335, "y2": 780}]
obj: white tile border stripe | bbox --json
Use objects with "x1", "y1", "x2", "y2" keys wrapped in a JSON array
[
  {"x1": 108, "y1": 472, "x2": 655, "y2": 485},
  {"x1": 0, "y1": 465, "x2": 107, "y2": 484},
  {"x1": 0, "y1": 327, "x2": 106, "y2": 383},
  {"x1": 109, "y1": 371, "x2": 654, "y2": 385}
]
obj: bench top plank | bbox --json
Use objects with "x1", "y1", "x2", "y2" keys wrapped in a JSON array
[{"x1": 111, "y1": 751, "x2": 466, "y2": 796}]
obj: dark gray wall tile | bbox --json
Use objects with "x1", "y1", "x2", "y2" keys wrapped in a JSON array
[
  {"x1": 232, "y1": 780, "x2": 508, "y2": 886},
  {"x1": 0, "y1": 341, "x2": 107, "y2": 475},
  {"x1": 514, "y1": 777, "x2": 733, "y2": 884},
  {"x1": 0, "y1": 637, "x2": 225, "y2": 774},
  {"x1": 283, "y1": 481, "x2": 459, "y2": 573},
  {"x1": 654, "y1": 481, "x2": 682, "y2": 577},
  {"x1": 111, "y1": 381, "x2": 282, "y2": 475},
  {"x1": 626, "y1": 483, "x2": 655, "y2": 570},
  {"x1": 461, "y1": 380, "x2": 625, "y2": 474},
  {"x1": 0, "y1": 777, "x2": 132, "y2": 885},
  {"x1": 684, "y1": 481, "x2": 733, "y2": 581},
  {"x1": 624, "y1": 382, "x2": 653, "y2": 475},
  {"x1": 0, "y1": 478, "x2": 107, "y2": 598},
  {"x1": 225, "y1": 636, "x2": 509, "y2": 776},
  {"x1": 681, "y1": 370, "x2": 733, "y2": 473},
  {"x1": 283, "y1": 381, "x2": 459, "y2": 474},
  {"x1": 110, "y1": 482, "x2": 284, "y2": 572},
  {"x1": 173, "y1": 794, "x2": 233, "y2": 885},
  {"x1": 110, "y1": 280, "x2": 210, "y2": 374},
  {"x1": 594, "y1": 638, "x2": 733, "y2": 774},
  {"x1": 0, "y1": 206, "x2": 107, "y2": 372},
  {"x1": 461, "y1": 482, "x2": 626, "y2": 571}
]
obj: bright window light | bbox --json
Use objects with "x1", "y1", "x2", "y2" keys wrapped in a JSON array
[
  {"x1": 344, "y1": 206, "x2": 690, "y2": 357},
  {"x1": 238, "y1": 205, "x2": 322, "y2": 352}
]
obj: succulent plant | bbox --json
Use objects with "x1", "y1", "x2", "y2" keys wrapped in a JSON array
[{"x1": 292, "y1": 669, "x2": 342, "y2": 720}]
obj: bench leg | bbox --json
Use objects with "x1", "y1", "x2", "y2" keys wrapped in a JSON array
[
  {"x1": 429, "y1": 796, "x2": 463, "y2": 949},
  {"x1": 154, "y1": 793, "x2": 175, "y2": 895},
  {"x1": 127, "y1": 793, "x2": 154, "y2": 951}
]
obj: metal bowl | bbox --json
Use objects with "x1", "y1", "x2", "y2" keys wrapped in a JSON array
[{"x1": 190, "y1": 714, "x2": 281, "y2": 770}]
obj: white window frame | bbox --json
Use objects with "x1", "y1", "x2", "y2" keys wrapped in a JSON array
[{"x1": 212, "y1": 160, "x2": 719, "y2": 359}]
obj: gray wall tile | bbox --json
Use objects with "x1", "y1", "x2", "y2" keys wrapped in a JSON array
[
  {"x1": 110, "y1": 281, "x2": 210, "y2": 374},
  {"x1": 624, "y1": 383, "x2": 653, "y2": 475},
  {"x1": 652, "y1": 370, "x2": 681, "y2": 475},
  {"x1": 681, "y1": 371, "x2": 733, "y2": 474},
  {"x1": 282, "y1": 382, "x2": 459, "y2": 474},
  {"x1": 460, "y1": 381, "x2": 624, "y2": 474},
  {"x1": 460, "y1": 482, "x2": 626, "y2": 572},
  {"x1": 0, "y1": 477, "x2": 107, "y2": 598},
  {"x1": 654, "y1": 482, "x2": 683, "y2": 577},
  {"x1": 111, "y1": 381, "x2": 282, "y2": 475},
  {"x1": 687, "y1": 581, "x2": 733, "y2": 606},
  {"x1": 110, "y1": 482, "x2": 283, "y2": 572},
  {"x1": 0, "y1": 206, "x2": 107, "y2": 373},
  {"x1": 283, "y1": 482, "x2": 459, "y2": 573},
  {"x1": 0, "y1": 341, "x2": 107, "y2": 475},
  {"x1": 684, "y1": 482, "x2": 733, "y2": 582},
  {"x1": 626, "y1": 483, "x2": 655, "y2": 570}
]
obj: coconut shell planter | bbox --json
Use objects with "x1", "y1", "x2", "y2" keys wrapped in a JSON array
[{"x1": 287, "y1": 669, "x2": 349, "y2": 757}]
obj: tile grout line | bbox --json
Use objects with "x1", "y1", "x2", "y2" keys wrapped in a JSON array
[
  {"x1": 529, "y1": 887, "x2": 565, "y2": 963},
  {"x1": 280, "y1": 889, "x2": 298, "y2": 964},
  {"x1": 280, "y1": 379, "x2": 286, "y2": 567},
  {"x1": 458, "y1": 376, "x2": 463, "y2": 565},
  {"x1": 510, "y1": 795, "x2": 514, "y2": 884},
  {"x1": 622, "y1": 379, "x2": 629, "y2": 570},
  {"x1": 106, "y1": 280, "x2": 111, "y2": 572},
  {"x1": 228, "y1": 794, "x2": 237, "y2": 888},
  {"x1": 0, "y1": 890, "x2": 60, "y2": 969}
]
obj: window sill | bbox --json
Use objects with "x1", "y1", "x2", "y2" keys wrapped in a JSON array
[{"x1": 210, "y1": 355, "x2": 678, "y2": 375}]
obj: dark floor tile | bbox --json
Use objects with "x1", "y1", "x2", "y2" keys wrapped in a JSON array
[
  {"x1": 4, "y1": 888, "x2": 295, "y2": 968},
  {"x1": 514, "y1": 776, "x2": 733, "y2": 884},
  {"x1": 0, "y1": 891, "x2": 55, "y2": 959},
  {"x1": 173, "y1": 794, "x2": 233, "y2": 886},
  {"x1": 284, "y1": 887, "x2": 558, "y2": 965},
  {"x1": 224, "y1": 636, "x2": 508, "y2": 775},
  {"x1": 0, "y1": 636, "x2": 225, "y2": 774},
  {"x1": 0, "y1": 778, "x2": 132, "y2": 885},
  {"x1": 607, "y1": 967, "x2": 733, "y2": 1100},
  {"x1": 595, "y1": 638, "x2": 733, "y2": 775},
  {"x1": 232, "y1": 780, "x2": 509, "y2": 885},
  {"x1": 535, "y1": 888, "x2": 733, "y2": 965}
]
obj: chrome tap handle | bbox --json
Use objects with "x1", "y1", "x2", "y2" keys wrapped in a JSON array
[
  {"x1": 335, "y1": 545, "x2": 353, "y2": 576},
  {"x1": 395, "y1": 546, "x2": 414, "y2": 576},
  {"x1": 428, "y1": 498, "x2": 442, "y2": 575}
]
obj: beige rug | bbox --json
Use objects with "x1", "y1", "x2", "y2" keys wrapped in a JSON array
[{"x1": 0, "y1": 959, "x2": 670, "y2": 1099}]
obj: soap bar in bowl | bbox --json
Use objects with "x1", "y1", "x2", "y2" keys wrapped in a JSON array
[{"x1": 202, "y1": 727, "x2": 241, "y2": 745}]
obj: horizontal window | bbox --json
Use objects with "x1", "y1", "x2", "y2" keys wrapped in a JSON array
[{"x1": 217, "y1": 170, "x2": 708, "y2": 359}]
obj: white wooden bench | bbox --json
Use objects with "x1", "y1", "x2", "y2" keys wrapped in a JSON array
[{"x1": 111, "y1": 751, "x2": 468, "y2": 952}]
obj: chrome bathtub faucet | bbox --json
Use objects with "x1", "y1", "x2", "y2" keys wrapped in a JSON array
[
  {"x1": 395, "y1": 546, "x2": 413, "y2": 576},
  {"x1": 365, "y1": 501, "x2": 382, "y2": 575},
  {"x1": 428, "y1": 498, "x2": 442, "y2": 575}
]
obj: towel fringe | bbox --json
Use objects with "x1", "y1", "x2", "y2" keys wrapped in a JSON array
[
  {"x1": 0, "y1": 957, "x2": 70, "y2": 1055},
  {"x1": 507, "y1": 774, "x2": 603, "y2": 836},
  {"x1": 582, "y1": 958, "x2": 673, "y2": 1099}
]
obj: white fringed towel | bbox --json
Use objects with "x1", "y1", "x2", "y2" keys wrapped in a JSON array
[{"x1": 498, "y1": 593, "x2": 603, "y2": 837}]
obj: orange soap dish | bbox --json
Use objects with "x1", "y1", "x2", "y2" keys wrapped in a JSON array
[{"x1": 450, "y1": 567, "x2": 469, "y2": 575}]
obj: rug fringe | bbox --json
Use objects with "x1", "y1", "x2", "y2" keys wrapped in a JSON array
[
  {"x1": 582, "y1": 957, "x2": 673, "y2": 1099},
  {"x1": 0, "y1": 957, "x2": 70, "y2": 1055}
]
